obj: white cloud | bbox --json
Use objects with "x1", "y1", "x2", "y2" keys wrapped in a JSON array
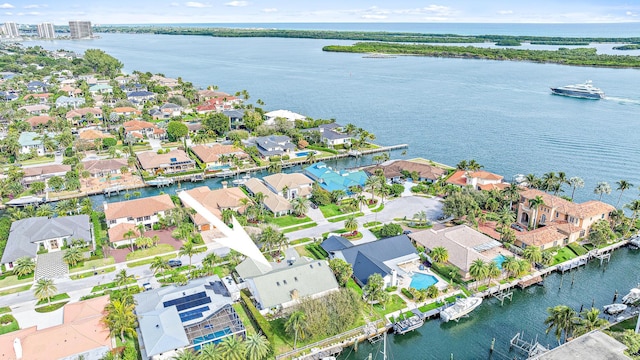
[
  {"x1": 4, "y1": 11, "x2": 11, "y2": 15},
  {"x1": 0, "y1": 3, "x2": 14, "y2": 8},
  {"x1": 185, "y1": 1, "x2": 210, "y2": 8},
  {"x1": 26, "y1": 11, "x2": 39, "y2": 15},
  {"x1": 262, "y1": 8, "x2": 277, "y2": 13},
  {"x1": 361, "y1": 14, "x2": 388, "y2": 20},
  {"x1": 225, "y1": 1, "x2": 248, "y2": 7},
  {"x1": 626, "y1": 11, "x2": 637, "y2": 17},
  {"x1": 24, "y1": 4, "x2": 39, "y2": 8},
  {"x1": 497, "y1": 10, "x2": 513, "y2": 15},
  {"x1": 170, "y1": 2, "x2": 179, "y2": 6}
]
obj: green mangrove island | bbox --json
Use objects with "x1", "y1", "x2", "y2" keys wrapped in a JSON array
[{"x1": 322, "y1": 42, "x2": 640, "y2": 68}]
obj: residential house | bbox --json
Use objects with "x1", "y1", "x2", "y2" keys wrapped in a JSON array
[
  {"x1": 149, "y1": 103, "x2": 183, "y2": 119},
  {"x1": 244, "y1": 178, "x2": 292, "y2": 217},
  {"x1": 515, "y1": 189, "x2": 615, "y2": 249},
  {"x1": 222, "y1": 109, "x2": 245, "y2": 129},
  {"x1": 82, "y1": 158, "x2": 128, "y2": 178},
  {"x1": 26, "y1": 115, "x2": 54, "y2": 128},
  {"x1": 262, "y1": 173, "x2": 314, "y2": 200},
  {"x1": 302, "y1": 123, "x2": 352, "y2": 147},
  {"x1": 409, "y1": 225, "x2": 510, "y2": 280},
  {"x1": 59, "y1": 84, "x2": 83, "y2": 97},
  {"x1": 182, "y1": 186, "x2": 250, "y2": 231},
  {"x1": 0, "y1": 90, "x2": 19, "y2": 101},
  {"x1": 243, "y1": 258, "x2": 339, "y2": 314},
  {"x1": 77, "y1": 129, "x2": 116, "y2": 149},
  {"x1": 123, "y1": 119, "x2": 166, "y2": 140},
  {"x1": 114, "y1": 74, "x2": 138, "y2": 85},
  {"x1": 104, "y1": 194, "x2": 175, "y2": 246},
  {"x1": 365, "y1": 159, "x2": 447, "y2": 184},
  {"x1": 531, "y1": 331, "x2": 631, "y2": 360},
  {"x1": 447, "y1": 170, "x2": 507, "y2": 191},
  {"x1": 190, "y1": 143, "x2": 248, "y2": 169},
  {"x1": 249, "y1": 135, "x2": 295, "y2": 159},
  {"x1": 18, "y1": 131, "x2": 45, "y2": 155},
  {"x1": 26, "y1": 80, "x2": 48, "y2": 92},
  {"x1": 88, "y1": 83, "x2": 113, "y2": 95},
  {"x1": 22, "y1": 164, "x2": 71, "y2": 185},
  {"x1": 22, "y1": 93, "x2": 52, "y2": 103},
  {"x1": 150, "y1": 74, "x2": 180, "y2": 88},
  {"x1": 55, "y1": 95, "x2": 85, "y2": 108},
  {"x1": 134, "y1": 276, "x2": 244, "y2": 359},
  {"x1": 137, "y1": 149, "x2": 196, "y2": 175},
  {"x1": 66, "y1": 107, "x2": 103, "y2": 126},
  {"x1": 264, "y1": 109, "x2": 306, "y2": 126},
  {"x1": 127, "y1": 90, "x2": 155, "y2": 105},
  {"x1": 195, "y1": 95, "x2": 241, "y2": 113},
  {"x1": 112, "y1": 106, "x2": 142, "y2": 118},
  {"x1": 304, "y1": 162, "x2": 368, "y2": 194},
  {"x1": 18, "y1": 104, "x2": 50, "y2": 115},
  {"x1": 196, "y1": 90, "x2": 230, "y2": 101},
  {"x1": 321, "y1": 234, "x2": 420, "y2": 287},
  {"x1": 0, "y1": 296, "x2": 112, "y2": 360},
  {"x1": 0, "y1": 215, "x2": 93, "y2": 271},
  {"x1": 186, "y1": 122, "x2": 202, "y2": 136}
]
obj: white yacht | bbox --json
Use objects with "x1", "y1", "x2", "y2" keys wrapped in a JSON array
[{"x1": 440, "y1": 297, "x2": 483, "y2": 322}]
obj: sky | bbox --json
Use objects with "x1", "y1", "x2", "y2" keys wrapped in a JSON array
[{"x1": 1, "y1": 0, "x2": 639, "y2": 25}]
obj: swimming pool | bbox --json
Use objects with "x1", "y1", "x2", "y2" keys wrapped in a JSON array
[
  {"x1": 207, "y1": 164, "x2": 230, "y2": 171},
  {"x1": 493, "y1": 254, "x2": 507, "y2": 269},
  {"x1": 193, "y1": 327, "x2": 232, "y2": 350},
  {"x1": 296, "y1": 151, "x2": 312, "y2": 157},
  {"x1": 410, "y1": 273, "x2": 438, "y2": 290},
  {"x1": 99, "y1": 176, "x2": 121, "y2": 182}
]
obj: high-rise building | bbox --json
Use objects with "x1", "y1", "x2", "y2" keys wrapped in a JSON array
[
  {"x1": 68, "y1": 20, "x2": 92, "y2": 39},
  {"x1": 37, "y1": 22, "x2": 55, "y2": 39},
  {"x1": 3, "y1": 22, "x2": 19, "y2": 38}
]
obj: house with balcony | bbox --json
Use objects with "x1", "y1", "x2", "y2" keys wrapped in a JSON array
[
  {"x1": 137, "y1": 149, "x2": 196, "y2": 175},
  {"x1": 262, "y1": 173, "x2": 314, "y2": 200},
  {"x1": 365, "y1": 159, "x2": 448, "y2": 184},
  {"x1": 105, "y1": 194, "x2": 175, "y2": 247},
  {"x1": 447, "y1": 170, "x2": 507, "y2": 191},
  {"x1": 248, "y1": 135, "x2": 295, "y2": 160},
  {"x1": 222, "y1": 109, "x2": 245, "y2": 129}
]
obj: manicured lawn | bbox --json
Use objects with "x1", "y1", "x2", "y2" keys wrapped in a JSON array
[
  {"x1": 125, "y1": 244, "x2": 176, "y2": 261},
  {"x1": 290, "y1": 237, "x2": 312, "y2": 246},
  {"x1": 418, "y1": 301, "x2": 445, "y2": 312},
  {"x1": 281, "y1": 222, "x2": 317, "y2": 234},
  {"x1": 294, "y1": 245, "x2": 313, "y2": 259},
  {"x1": 213, "y1": 265, "x2": 232, "y2": 278},
  {"x1": 371, "y1": 204, "x2": 385, "y2": 213},
  {"x1": 0, "y1": 307, "x2": 10, "y2": 314},
  {"x1": 36, "y1": 293, "x2": 69, "y2": 305},
  {"x1": 270, "y1": 215, "x2": 312, "y2": 227},
  {"x1": 0, "y1": 314, "x2": 19, "y2": 335},
  {"x1": 35, "y1": 301, "x2": 68, "y2": 313},
  {"x1": 127, "y1": 255, "x2": 174, "y2": 268},
  {"x1": 319, "y1": 204, "x2": 344, "y2": 218},
  {"x1": 364, "y1": 221, "x2": 382, "y2": 228},
  {"x1": 552, "y1": 247, "x2": 578, "y2": 265},
  {"x1": 91, "y1": 278, "x2": 136, "y2": 293},
  {"x1": 322, "y1": 229, "x2": 349, "y2": 238},
  {"x1": 346, "y1": 278, "x2": 363, "y2": 296},
  {"x1": 567, "y1": 243, "x2": 589, "y2": 256},
  {"x1": 609, "y1": 315, "x2": 637, "y2": 332},
  {"x1": 373, "y1": 294, "x2": 407, "y2": 317},
  {"x1": 0, "y1": 285, "x2": 31, "y2": 296},
  {"x1": 232, "y1": 303, "x2": 257, "y2": 335},
  {"x1": 69, "y1": 257, "x2": 115, "y2": 273},
  {"x1": 0, "y1": 273, "x2": 34, "y2": 288},
  {"x1": 328, "y1": 212, "x2": 364, "y2": 223},
  {"x1": 71, "y1": 266, "x2": 116, "y2": 279},
  {"x1": 20, "y1": 155, "x2": 55, "y2": 165}
]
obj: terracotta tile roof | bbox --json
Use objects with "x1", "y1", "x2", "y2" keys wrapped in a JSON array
[
  {"x1": 65, "y1": 107, "x2": 102, "y2": 119},
  {"x1": 104, "y1": 194, "x2": 175, "y2": 221},
  {"x1": 23, "y1": 93, "x2": 52, "y2": 100},
  {"x1": 0, "y1": 296, "x2": 111, "y2": 360},
  {"x1": 244, "y1": 178, "x2": 292, "y2": 213},
  {"x1": 23, "y1": 164, "x2": 71, "y2": 177},
  {"x1": 365, "y1": 160, "x2": 447, "y2": 181},
  {"x1": 191, "y1": 144, "x2": 248, "y2": 163},
  {"x1": 78, "y1": 129, "x2": 114, "y2": 140},
  {"x1": 123, "y1": 119, "x2": 154, "y2": 130},
  {"x1": 107, "y1": 222, "x2": 138, "y2": 243},
  {"x1": 82, "y1": 158, "x2": 128, "y2": 175},
  {"x1": 263, "y1": 173, "x2": 314, "y2": 193},
  {"x1": 136, "y1": 149, "x2": 193, "y2": 170},
  {"x1": 197, "y1": 90, "x2": 230, "y2": 98},
  {"x1": 467, "y1": 170, "x2": 503, "y2": 181},
  {"x1": 520, "y1": 189, "x2": 615, "y2": 219},
  {"x1": 478, "y1": 182, "x2": 510, "y2": 191},
  {"x1": 113, "y1": 106, "x2": 141, "y2": 114},
  {"x1": 446, "y1": 170, "x2": 468, "y2": 186},
  {"x1": 515, "y1": 225, "x2": 567, "y2": 247},
  {"x1": 184, "y1": 186, "x2": 249, "y2": 225},
  {"x1": 26, "y1": 115, "x2": 53, "y2": 127}
]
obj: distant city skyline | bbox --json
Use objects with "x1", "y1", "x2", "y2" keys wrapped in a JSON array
[{"x1": 0, "y1": 0, "x2": 639, "y2": 25}]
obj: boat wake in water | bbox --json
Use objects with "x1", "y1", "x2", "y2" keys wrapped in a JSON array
[{"x1": 604, "y1": 96, "x2": 640, "y2": 105}]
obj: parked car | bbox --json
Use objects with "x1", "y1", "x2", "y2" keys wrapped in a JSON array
[
  {"x1": 309, "y1": 202, "x2": 318, "y2": 209},
  {"x1": 168, "y1": 259, "x2": 182, "y2": 267},
  {"x1": 403, "y1": 230, "x2": 413, "y2": 235},
  {"x1": 511, "y1": 223, "x2": 526, "y2": 232},
  {"x1": 142, "y1": 282, "x2": 152, "y2": 291}
]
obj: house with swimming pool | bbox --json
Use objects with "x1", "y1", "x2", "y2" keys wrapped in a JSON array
[
  {"x1": 321, "y1": 234, "x2": 420, "y2": 287},
  {"x1": 409, "y1": 224, "x2": 514, "y2": 280},
  {"x1": 134, "y1": 275, "x2": 245, "y2": 360},
  {"x1": 304, "y1": 162, "x2": 368, "y2": 194},
  {"x1": 190, "y1": 144, "x2": 248, "y2": 169}
]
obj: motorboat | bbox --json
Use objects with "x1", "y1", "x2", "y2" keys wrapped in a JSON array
[
  {"x1": 622, "y1": 288, "x2": 640, "y2": 304},
  {"x1": 603, "y1": 303, "x2": 627, "y2": 315},
  {"x1": 550, "y1": 81, "x2": 605, "y2": 99},
  {"x1": 440, "y1": 297, "x2": 483, "y2": 322},
  {"x1": 145, "y1": 176, "x2": 174, "y2": 187},
  {"x1": 393, "y1": 315, "x2": 424, "y2": 334}
]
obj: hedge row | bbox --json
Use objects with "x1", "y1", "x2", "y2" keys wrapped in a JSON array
[
  {"x1": 305, "y1": 244, "x2": 328, "y2": 259},
  {"x1": 567, "y1": 243, "x2": 588, "y2": 256},
  {"x1": 307, "y1": 145, "x2": 338, "y2": 154},
  {"x1": 401, "y1": 288, "x2": 414, "y2": 299},
  {"x1": 240, "y1": 291, "x2": 275, "y2": 344}
]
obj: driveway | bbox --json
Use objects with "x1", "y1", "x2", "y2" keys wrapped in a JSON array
[{"x1": 147, "y1": 138, "x2": 162, "y2": 151}]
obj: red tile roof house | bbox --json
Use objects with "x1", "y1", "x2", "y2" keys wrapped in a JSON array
[
  {"x1": 365, "y1": 159, "x2": 447, "y2": 183},
  {"x1": 22, "y1": 164, "x2": 71, "y2": 185},
  {"x1": 65, "y1": 107, "x2": 103, "y2": 127},
  {"x1": 22, "y1": 93, "x2": 52, "y2": 104},
  {"x1": 195, "y1": 95, "x2": 242, "y2": 114},
  {"x1": 183, "y1": 186, "x2": 250, "y2": 231},
  {"x1": 26, "y1": 115, "x2": 54, "y2": 128},
  {"x1": 104, "y1": 194, "x2": 175, "y2": 247},
  {"x1": 123, "y1": 119, "x2": 166, "y2": 140},
  {"x1": 136, "y1": 149, "x2": 196, "y2": 176},
  {"x1": 82, "y1": 158, "x2": 129, "y2": 178},
  {"x1": 515, "y1": 188, "x2": 616, "y2": 250},
  {"x1": 446, "y1": 170, "x2": 509, "y2": 191},
  {"x1": 112, "y1": 106, "x2": 142, "y2": 118},
  {"x1": 191, "y1": 143, "x2": 249, "y2": 168}
]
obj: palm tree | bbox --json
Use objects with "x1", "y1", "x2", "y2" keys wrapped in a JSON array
[
  {"x1": 469, "y1": 259, "x2": 488, "y2": 289},
  {"x1": 102, "y1": 297, "x2": 137, "y2": 343},
  {"x1": 594, "y1": 182, "x2": 612, "y2": 201},
  {"x1": 523, "y1": 245, "x2": 542, "y2": 267},
  {"x1": 524, "y1": 174, "x2": 540, "y2": 189},
  {"x1": 430, "y1": 246, "x2": 449, "y2": 264},
  {"x1": 497, "y1": 206, "x2": 515, "y2": 232},
  {"x1": 13, "y1": 256, "x2": 36, "y2": 277},
  {"x1": 33, "y1": 278, "x2": 57, "y2": 304},
  {"x1": 574, "y1": 308, "x2": 608, "y2": 337},
  {"x1": 541, "y1": 172, "x2": 557, "y2": 193},
  {"x1": 467, "y1": 160, "x2": 483, "y2": 172},
  {"x1": 568, "y1": 176, "x2": 584, "y2": 201},
  {"x1": 486, "y1": 260, "x2": 501, "y2": 286},
  {"x1": 305, "y1": 151, "x2": 317, "y2": 164},
  {"x1": 344, "y1": 216, "x2": 358, "y2": 232},
  {"x1": 528, "y1": 195, "x2": 545, "y2": 229},
  {"x1": 625, "y1": 200, "x2": 640, "y2": 221},
  {"x1": 171, "y1": 349, "x2": 198, "y2": 360},
  {"x1": 123, "y1": 228, "x2": 137, "y2": 252},
  {"x1": 502, "y1": 256, "x2": 519, "y2": 279},
  {"x1": 365, "y1": 176, "x2": 380, "y2": 203},
  {"x1": 150, "y1": 256, "x2": 170, "y2": 275},
  {"x1": 115, "y1": 269, "x2": 134, "y2": 290},
  {"x1": 202, "y1": 252, "x2": 221, "y2": 273},
  {"x1": 245, "y1": 333, "x2": 271, "y2": 360},
  {"x1": 544, "y1": 305, "x2": 577, "y2": 344},
  {"x1": 291, "y1": 196, "x2": 310, "y2": 217},
  {"x1": 285, "y1": 311, "x2": 308, "y2": 349},
  {"x1": 267, "y1": 162, "x2": 281, "y2": 174},
  {"x1": 63, "y1": 247, "x2": 84, "y2": 267},
  {"x1": 179, "y1": 241, "x2": 199, "y2": 268},
  {"x1": 218, "y1": 335, "x2": 247, "y2": 360},
  {"x1": 615, "y1": 180, "x2": 633, "y2": 208},
  {"x1": 414, "y1": 210, "x2": 427, "y2": 225},
  {"x1": 199, "y1": 342, "x2": 224, "y2": 360},
  {"x1": 220, "y1": 208, "x2": 235, "y2": 226}
]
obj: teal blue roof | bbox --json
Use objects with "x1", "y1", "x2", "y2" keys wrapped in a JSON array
[
  {"x1": 18, "y1": 131, "x2": 41, "y2": 146},
  {"x1": 304, "y1": 162, "x2": 368, "y2": 193},
  {"x1": 89, "y1": 84, "x2": 112, "y2": 91}
]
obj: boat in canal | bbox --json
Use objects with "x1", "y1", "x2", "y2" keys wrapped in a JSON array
[
  {"x1": 393, "y1": 314, "x2": 424, "y2": 334},
  {"x1": 622, "y1": 288, "x2": 640, "y2": 304},
  {"x1": 603, "y1": 303, "x2": 627, "y2": 315},
  {"x1": 145, "y1": 176, "x2": 174, "y2": 187},
  {"x1": 440, "y1": 297, "x2": 483, "y2": 322}
]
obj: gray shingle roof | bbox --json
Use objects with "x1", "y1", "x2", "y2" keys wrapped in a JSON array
[
  {"x1": 321, "y1": 235, "x2": 352, "y2": 252},
  {"x1": 1, "y1": 215, "x2": 92, "y2": 264}
]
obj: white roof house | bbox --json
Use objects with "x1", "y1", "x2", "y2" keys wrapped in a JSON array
[{"x1": 264, "y1": 109, "x2": 306, "y2": 125}]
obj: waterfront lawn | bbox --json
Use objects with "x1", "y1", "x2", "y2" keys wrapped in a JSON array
[
  {"x1": 319, "y1": 204, "x2": 344, "y2": 218},
  {"x1": 125, "y1": 244, "x2": 176, "y2": 261},
  {"x1": 373, "y1": 294, "x2": 406, "y2": 317},
  {"x1": 552, "y1": 247, "x2": 578, "y2": 265},
  {"x1": 567, "y1": 243, "x2": 588, "y2": 256},
  {"x1": 270, "y1": 215, "x2": 312, "y2": 227},
  {"x1": 0, "y1": 314, "x2": 18, "y2": 335},
  {"x1": 609, "y1": 315, "x2": 637, "y2": 332}
]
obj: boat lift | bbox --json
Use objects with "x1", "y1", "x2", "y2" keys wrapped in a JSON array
[{"x1": 509, "y1": 332, "x2": 548, "y2": 358}]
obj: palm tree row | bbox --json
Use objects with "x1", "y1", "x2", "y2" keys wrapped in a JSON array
[
  {"x1": 544, "y1": 305, "x2": 608, "y2": 344},
  {"x1": 172, "y1": 333, "x2": 270, "y2": 360}
]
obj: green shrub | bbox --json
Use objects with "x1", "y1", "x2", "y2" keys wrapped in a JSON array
[
  {"x1": 385, "y1": 286, "x2": 397, "y2": 292},
  {"x1": 240, "y1": 291, "x2": 275, "y2": 343},
  {"x1": 401, "y1": 288, "x2": 414, "y2": 299}
]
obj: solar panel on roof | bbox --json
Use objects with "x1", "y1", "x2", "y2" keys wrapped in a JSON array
[
  {"x1": 163, "y1": 291, "x2": 207, "y2": 308},
  {"x1": 176, "y1": 296, "x2": 212, "y2": 312},
  {"x1": 179, "y1": 305, "x2": 210, "y2": 322}
]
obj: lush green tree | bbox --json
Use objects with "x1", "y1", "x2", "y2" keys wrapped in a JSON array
[
  {"x1": 102, "y1": 297, "x2": 137, "y2": 343},
  {"x1": 171, "y1": 349, "x2": 198, "y2": 360},
  {"x1": 574, "y1": 308, "x2": 608, "y2": 336},
  {"x1": 48, "y1": 175, "x2": 65, "y2": 191},
  {"x1": 469, "y1": 259, "x2": 488, "y2": 289},
  {"x1": 430, "y1": 246, "x2": 449, "y2": 264},
  {"x1": 378, "y1": 223, "x2": 403, "y2": 238},
  {"x1": 588, "y1": 219, "x2": 615, "y2": 247},
  {"x1": 291, "y1": 196, "x2": 310, "y2": 217},
  {"x1": 30, "y1": 181, "x2": 46, "y2": 194},
  {"x1": 523, "y1": 245, "x2": 542, "y2": 267},
  {"x1": 594, "y1": 181, "x2": 612, "y2": 201},
  {"x1": 150, "y1": 256, "x2": 170, "y2": 275},
  {"x1": 243, "y1": 110, "x2": 264, "y2": 131},
  {"x1": 63, "y1": 247, "x2": 84, "y2": 267},
  {"x1": 620, "y1": 329, "x2": 640, "y2": 355},
  {"x1": 344, "y1": 216, "x2": 358, "y2": 232},
  {"x1": 568, "y1": 176, "x2": 584, "y2": 201},
  {"x1": 202, "y1": 112, "x2": 230, "y2": 137},
  {"x1": 615, "y1": 180, "x2": 633, "y2": 208},
  {"x1": 179, "y1": 240, "x2": 200, "y2": 268},
  {"x1": 198, "y1": 342, "x2": 224, "y2": 360},
  {"x1": 115, "y1": 269, "x2": 134, "y2": 290},
  {"x1": 102, "y1": 137, "x2": 117, "y2": 148},
  {"x1": 13, "y1": 256, "x2": 36, "y2": 277},
  {"x1": 626, "y1": 199, "x2": 640, "y2": 221},
  {"x1": 363, "y1": 273, "x2": 389, "y2": 308},
  {"x1": 285, "y1": 311, "x2": 308, "y2": 349},
  {"x1": 244, "y1": 333, "x2": 271, "y2": 360},
  {"x1": 443, "y1": 191, "x2": 479, "y2": 219},
  {"x1": 329, "y1": 258, "x2": 353, "y2": 287},
  {"x1": 486, "y1": 260, "x2": 501, "y2": 286},
  {"x1": 544, "y1": 305, "x2": 577, "y2": 343},
  {"x1": 166, "y1": 121, "x2": 189, "y2": 142},
  {"x1": 83, "y1": 49, "x2": 123, "y2": 76},
  {"x1": 528, "y1": 195, "x2": 545, "y2": 229},
  {"x1": 426, "y1": 285, "x2": 439, "y2": 299},
  {"x1": 33, "y1": 278, "x2": 57, "y2": 304},
  {"x1": 218, "y1": 336, "x2": 246, "y2": 360}
]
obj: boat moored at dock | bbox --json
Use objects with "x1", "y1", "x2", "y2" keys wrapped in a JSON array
[
  {"x1": 440, "y1": 297, "x2": 483, "y2": 322},
  {"x1": 393, "y1": 315, "x2": 424, "y2": 335},
  {"x1": 603, "y1": 303, "x2": 627, "y2": 315},
  {"x1": 622, "y1": 288, "x2": 640, "y2": 304}
]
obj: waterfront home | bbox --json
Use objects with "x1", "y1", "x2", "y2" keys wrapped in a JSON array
[
  {"x1": 114, "y1": 74, "x2": 138, "y2": 85},
  {"x1": 195, "y1": 95, "x2": 242, "y2": 113},
  {"x1": 104, "y1": 194, "x2": 175, "y2": 232},
  {"x1": 81, "y1": 158, "x2": 129, "y2": 178},
  {"x1": 22, "y1": 164, "x2": 71, "y2": 185},
  {"x1": 248, "y1": 135, "x2": 296, "y2": 159},
  {"x1": 532, "y1": 330, "x2": 631, "y2": 360},
  {"x1": 123, "y1": 119, "x2": 166, "y2": 140},
  {"x1": 182, "y1": 186, "x2": 250, "y2": 231},
  {"x1": 264, "y1": 109, "x2": 306, "y2": 126},
  {"x1": 18, "y1": 131, "x2": 44, "y2": 155},
  {"x1": 55, "y1": 95, "x2": 85, "y2": 108},
  {"x1": 112, "y1": 106, "x2": 142, "y2": 118},
  {"x1": 222, "y1": 109, "x2": 245, "y2": 129},
  {"x1": 190, "y1": 143, "x2": 248, "y2": 169},
  {"x1": 243, "y1": 178, "x2": 292, "y2": 217},
  {"x1": 127, "y1": 90, "x2": 156, "y2": 105},
  {"x1": 150, "y1": 74, "x2": 180, "y2": 88},
  {"x1": 134, "y1": 276, "x2": 245, "y2": 359},
  {"x1": 447, "y1": 170, "x2": 507, "y2": 191},
  {"x1": 77, "y1": 129, "x2": 115, "y2": 149},
  {"x1": 302, "y1": 123, "x2": 352, "y2": 147},
  {"x1": 0, "y1": 295, "x2": 112, "y2": 360},
  {"x1": 26, "y1": 115, "x2": 54, "y2": 128},
  {"x1": 514, "y1": 224, "x2": 574, "y2": 251},
  {"x1": 137, "y1": 149, "x2": 196, "y2": 175},
  {"x1": 22, "y1": 93, "x2": 52, "y2": 103},
  {"x1": 241, "y1": 258, "x2": 340, "y2": 315},
  {"x1": 88, "y1": 83, "x2": 113, "y2": 95},
  {"x1": 321, "y1": 234, "x2": 420, "y2": 287},
  {"x1": 304, "y1": 162, "x2": 368, "y2": 194},
  {"x1": 517, "y1": 188, "x2": 615, "y2": 241},
  {"x1": 149, "y1": 103, "x2": 183, "y2": 119},
  {"x1": 66, "y1": 107, "x2": 103, "y2": 125},
  {"x1": 59, "y1": 84, "x2": 83, "y2": 97},
  {"x1": 365, "y1": 159, "x2": 447, "y2": 183},
  {"x1": 0, "y1": 90, "x2": 19, "y2": 101},
  {"x1": 18, "y1": 103, "x2": 50, "y2": 115},
  {"x1": 196, "y1": 89, "x2": 231, "y2": 101},
  {"x1": 262, "y1": 172, "x2": 314, "y2": 200},
  {"x1": 0, "y1": 215, "x2": 93, "y2": 271},
  {"x1": 409, "y1": 225, "x2": 510, "y2": 280}
]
